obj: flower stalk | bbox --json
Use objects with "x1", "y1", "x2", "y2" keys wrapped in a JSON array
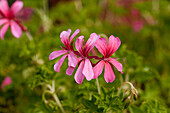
[
  {"x1": 42, "y1": 80, "x2": 65, "y2": 113},
  {"x1": 96, "y1": 78, "x2": 101, "y2": 94},
  {"x1": 25, "y1": 31, "x2": 33, "y2": 41}
]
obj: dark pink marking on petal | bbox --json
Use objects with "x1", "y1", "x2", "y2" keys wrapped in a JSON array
[
  {"x1": 69, "y1": 29, "x2": 79, "y2": 42},
  {"x1": 60, "y1": 29, "x2": 71, "y2": 46},
  {"x1": 75, "y1": 36, "x2": 84, "y2": 56},
  {"x1": 84, "y1": 33, "x2": 99, "y2": 55},
  {"x1": 107, "y1": 35, "x2": 121, "y2": 57},
  {"x1": 95, "y1": 38, "x2": 108, "y2": 56}
]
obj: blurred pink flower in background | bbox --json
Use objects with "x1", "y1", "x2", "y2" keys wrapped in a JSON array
[
  {"x1": 74, "y1": 33, "x2": 99, "y2": 84},
  {"x1": 49, "y1": 29, "x2": 79, "y2": 75},
  {"x1": 0, "y1": 0, "x2": 27, "y2": 39},
  {"x1": 16, "y1": 7, "x2": 33, "y2": 21},
  {"x1": 123, "y1": 8, "x2": 145, "y2": 33},
  {"x1": 1, "y1": 76, "x2": 12, "y2": 91},
  {"x1": 93, "y1": 35, "x2": 123, "y2": 83}
]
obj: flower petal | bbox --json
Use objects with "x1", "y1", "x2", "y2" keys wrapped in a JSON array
[
  {"x1": 10, "y1": 21, "x2": 22, "y2": 38},
  {"x1": 107, "y1": 58, "x2": 123, "y2": 74},
  {"x1": 95, "y1": 38, "x2": 108, "y2": 56},
  {"x1": 82, "y1": 59, "x2": 94, "y2": 81},
  {"x1": 0, "y1": 19, "x2": 8, "y2": 26},
  {"x1": 68, "y1": 52, "x2": 77, "y2": 67},
  {"x1": 0, "y1": 0, "x2": 9, "y2": 17},
  {"x1": 49, "y1": 50, "x2": 68, "y2": 60},
  {"x1": 93, "y1": 60, "x2": 105, "y2": 79},
  {"x1": 84, "y1": 33, "x2": 99, "y2": 55},
  {"x1": 75, "y1": 36, "x2": 84, "y2": 56},
  {"x1": 66, "y1": 66, "x2": 75, "y2": 75},
  {"x1": 74, "y1": 60, "x2": 85, "y2": 84},
  {"x1": 1, "y1": 76, "x2": 12, "y2": 90},
  {"x1": 0, "y1": 23, "x2": 9, "y2": 40},
  {"x1": 11, "y1": 1, "x2": 23, "y2": 14},
  {"x1": 54, "y1": 55, "x2": 67, "y2": 72},
  {"x1": 107, "y1": 35, "x2": 121, "y2": 57},
  {"x1": 104, "y1": 62, "x2": 115, "y2": 83},
  {"x1": 60, "y1": 29, "x2": 71, "y2": 45},
  {"x1": 69, "y1": 29, "x2": 79, "y2": 42}
]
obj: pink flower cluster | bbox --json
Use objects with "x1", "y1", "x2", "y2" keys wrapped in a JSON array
[
  {"x1": 49, "y1": 29, "x2": 123, "y2": 84},
  {"x1": 0, "y1": 0, "x2": 27, "y2": 39}
]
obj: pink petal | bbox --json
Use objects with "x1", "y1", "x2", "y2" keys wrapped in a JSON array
[
  {"x1": 104, "y1": 62, "x2": 115, "y2": 83},
  {"x1": 0, "y1": 0, "x2": 9, "y2": 17},
  {"x1": 107, "y1": 35, "x2": 121, "y2": 56},
  {"x1": 68, "y1": 52, "x2": 77, "y2": 67},
  {"x1": 93, "y1": 60, "x2": 105, "y2": 79},
  {"x1": 84, "y1": 33, "x2": 99, "y2": 55},
  {"x1": 0, "y1": 19, "x2": 8, "y2": 26},
  {"x1": 78, "y1": 57, "x2": 83, "y2": 62},
  {"x1": 49, "y1": 50, "x2": 68, "y2": 60},
  {"x1": 74, "y1": 60, "x2": 85, "y2": 84},
  {"x1": 66, "y1": 66, "x2": 75, "y2": 75},
  {"x1": 1, "y1": 76, "x2": 12, "y2": 90},
  {"x1": 75, "y1": 36, "x2": 84, "y2": 56},
  {"x1": 107, "y1": 58, "x2": 123, "y2": 74},
  {"x1": 54, "y1": 55, "x2": 67, "y2": 72},
  {"x1": 95, "y1": 38, "x2": 108, "y2": 56},
  {"x1": 0, "y1": 23, "x2": 9, "y2": 40},
  {"x1": 60, "y1": 29, "x2": 71, "y2": 45},
  {"x1": 11, "y1": 1, "x2": 23, "y2": 14},
  {"x1": 10, "y1": 21, "x2": 22, "y2": 38},
  {"x1": 82, "y1": 59, "x2": 94, "y2": 81},
  {"x1": 69, "y1": 29, "x2": 79, "y2": 42}
]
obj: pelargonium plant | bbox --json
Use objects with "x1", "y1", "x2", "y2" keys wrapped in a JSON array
[
  {"x1": 0, "y1": 0, "x2": 31, "y2": 40},
  {"x1": 49, "y1": 29, "x2": 123, "y2": 84}
]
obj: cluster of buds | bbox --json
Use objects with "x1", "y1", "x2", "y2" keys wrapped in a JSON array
[
  {"x1": 49, "y1": 29, "x2": 123, "y2": 84},
  {"x1": 121, "y1": 82, "x2": 138, "y2": 108}
]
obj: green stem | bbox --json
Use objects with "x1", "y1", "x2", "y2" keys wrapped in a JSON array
[
  {"x1": 96, "y1": 78, "x2": 101, "y2": 94},
  {"x1": 52, "y1": 93, "x2": 66, "y2": 113},
  {"x1": 51, "y1": 80, "x2": 65, "y2": 113},
  {"x1": 25, "y1": 31, "x2": 33, "y2": 41},
  {"x1": 43, "y1": 80, "x2": 66, "y2": 113}
]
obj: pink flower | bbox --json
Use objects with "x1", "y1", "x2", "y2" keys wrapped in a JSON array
[
  {"x1": 49, "y1": 29, "x2": 79, "y2": 75},
  {"x1": 74, "y1": 33, "x2": 99, "y2": 84},
  {"x1": 123, "y1": 8, "x2": 144, "y2": 32},
  {"x1": 0, "y1": 0, "x2": 26, "y2": 39},
  {"x1": 1, "y1": 76, "x2": 12, "y2": 90},
  {"x1": 93, "y1": 35, "x2": 123, "y2": 83}
]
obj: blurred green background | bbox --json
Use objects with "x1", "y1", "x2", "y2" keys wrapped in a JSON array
[{"x1": 0, "y1": 0, "x2": 170, "y2": 112}]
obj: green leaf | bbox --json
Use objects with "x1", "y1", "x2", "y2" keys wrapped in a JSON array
[
  {"x1": 129, "y1": 105, "x2": 143, "y2": 113},
  {"x1": 141, "y1": 100, "x2": 167, "y2": 113}
]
